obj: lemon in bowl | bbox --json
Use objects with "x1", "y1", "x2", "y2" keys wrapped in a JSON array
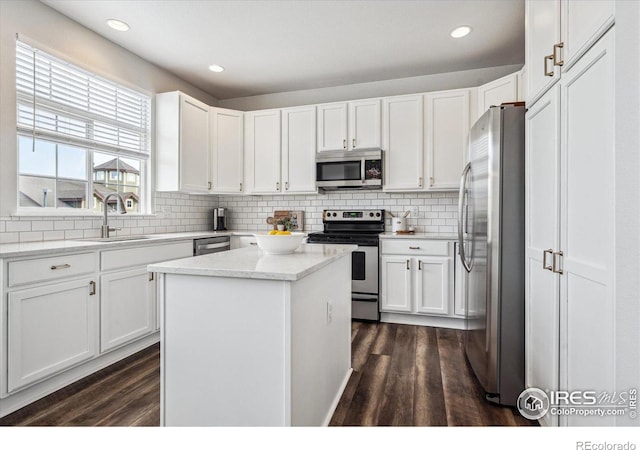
[{"x1": 253, "y1": 232, "x2": 305, "y2": 255}]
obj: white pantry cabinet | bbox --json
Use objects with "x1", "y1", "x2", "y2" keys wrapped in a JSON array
[
  {"x1": 210, "y1": 107, "x2": 244, "y2": 194},
  {"x1": 7, "y1": 276, "x2": 98, "y2": 392},
  {"x1": 156, "y1": 91, "x2": 211, "y2": 193},
  {"x1": 380, "y1": 239, "x2": 456, "y2": 325},
  {"x1": 525, "y1": 30, "x2": 615, "y2": 427},
  {"x1": 525, "y1": 0, "x2": 614, "y2": 106},
  {"x1": 281, "y1": 106, "x2": 317, "y2": 193},
  {"x1": 424, "y1": 89, "x2": 470, "y2": 190},
  {"x1": 382, "y1": 95, "x2": 424, "y2": 191},
  {"x1": 317, "y1": 100, "x2": 381, "y2": 152},
  {"x1": 245, "y1": 109, "x2": 282, "y2": 194}
]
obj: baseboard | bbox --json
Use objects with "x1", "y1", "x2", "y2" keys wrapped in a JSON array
[
  {"x1": 380, "y1": 312, "x2": 466, "y2": 329},
  {"x1": 322, "y1": 368, "x2": 353, "y2": 427}
]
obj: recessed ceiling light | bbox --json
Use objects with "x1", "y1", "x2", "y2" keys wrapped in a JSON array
[
  {"x1": 208, "y1": 64, "x2": 225, "y2": 73},
  {"x1": 106, "y1": 19, "x2": 130, "y2": 32},
  {"x1": 450, "y1": 26, "x2": 472, "y2": 38}
]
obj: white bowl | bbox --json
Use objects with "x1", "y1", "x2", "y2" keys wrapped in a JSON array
[{"x1": 253, "y1": 232, "x2": 305, "y2": 255}]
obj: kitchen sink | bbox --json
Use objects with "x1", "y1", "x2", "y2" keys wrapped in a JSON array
[{"x1": 81, "y1": 235, "x2": 153, "y2": 242}]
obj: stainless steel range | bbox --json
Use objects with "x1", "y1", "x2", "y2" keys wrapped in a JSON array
[{"x1": 306, "y1": 209, "x2": 384, "y2": 321}]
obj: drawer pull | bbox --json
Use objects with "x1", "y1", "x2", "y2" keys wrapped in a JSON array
[
  {"x1": 409, "y1": 246, "x2": 421, "y2": 250},
  {"x1": 89, "y1": 281, "x2": 96, "y2": 296},
  {"x1": 250, "y1": 242, "x2": 258, "y2": 246},
  {"x1": 50, "y1": 264, "x2": 71, "y2": 270}
]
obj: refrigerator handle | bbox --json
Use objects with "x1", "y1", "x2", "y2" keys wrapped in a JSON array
[{"x1": 458, "y1": 162, "x2": 473, "y2": 273}]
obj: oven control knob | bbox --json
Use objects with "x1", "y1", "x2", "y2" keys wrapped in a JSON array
[
  {"x1": 369, "y1": 212, "x2": 374, "y2": 217},
  {"x1": 376, "y1": 212, "x2": 381, "y2": 217},
  {"x1": 332, "y1": 212, "x2": 337, "y2": 217}
]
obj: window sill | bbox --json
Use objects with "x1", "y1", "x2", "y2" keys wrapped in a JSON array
[{"x1": 12, "y1": 209, "x2": 157, "y2": 218}]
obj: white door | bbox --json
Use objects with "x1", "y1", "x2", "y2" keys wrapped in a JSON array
[
  {"x1": 415, "y1": 257, "x2": 450, "y2": 315},
  {"x1": 7, "y1": 277, "x2": 98, "y2": 392},
  {"x1": 281, "y1": 106, "x2": 317, "y2": 193},
  {"x1": 477, "y1": 73, "x2": 519, "y2": 117},
  {"x1": 100, "y1": 267, "x2": 156, "y2": 353},
  {"x1": 525, "y1": 0, "x2": 561, "y2": 106},
  {"x1": 382, "y1": 95, "x2": 424, "y2": 191},
  {"x1": 317, "y1": 103, "x2": 347, "y2": 152},
  {"x1": 380, "y1": 256, "x2": 412, "y2": 313},
  {"x1": 560, "y1": 0, "x2": 615, "y2": 71},
  {"x1": 560, "y1": 30, "x2": 615, "y2": 426},
  {"x1": 348, "y1": 99, "x2": 381, "y2": 150},
  {"x1": 211, "y1": 107, "x2": 244, "y2": 193},
  {"x1": 425, "y1": 89, "x2": 470, "y2": 190},
  {"x1": 246, "y1": 110, "x2": 281, "y2": 194},
  {"x1": 525, "y1": 84, "x2": 561, "y2": 427},
  {"x1": 179, "y1": 95, "x2": 210, "y2": 192}
]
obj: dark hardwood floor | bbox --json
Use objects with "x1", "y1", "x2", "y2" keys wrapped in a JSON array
[{"x1": 0, "y1": 323, "x2": 536, "y2": 427}]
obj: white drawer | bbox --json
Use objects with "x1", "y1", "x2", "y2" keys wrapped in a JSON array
[
  {"x1": 380, "y1": 239, "x2": 450, "y2": 256},
  {"x1": 101, "y1": 241, "x2": 193, "y2": 271},
  {"x1": 8, "y1": 252, "x2": 98, "y2": 287}
]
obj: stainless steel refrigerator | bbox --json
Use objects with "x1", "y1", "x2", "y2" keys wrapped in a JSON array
[{"x1": 457, "y1": 104, "x2": 525, "y2": 406}]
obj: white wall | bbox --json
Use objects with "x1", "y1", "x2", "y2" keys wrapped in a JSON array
[
  {"x1": 614, "y1": 0, "x2": 640, "y2": 426},
  {"x1": 0, "y1": 0, "x2": 218, "y2": 222},
  {"x1": 217, "y1": 64, "x2": 523, "y2": 111}
]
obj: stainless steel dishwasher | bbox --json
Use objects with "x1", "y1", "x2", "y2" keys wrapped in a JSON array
[{"x1": 193, "y1": 236, "x2": 231, "y2": 256}]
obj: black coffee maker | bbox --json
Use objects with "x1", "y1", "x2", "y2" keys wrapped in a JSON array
[{"x1": 213, "y1": 208, "x2": 227, "y2": 231}]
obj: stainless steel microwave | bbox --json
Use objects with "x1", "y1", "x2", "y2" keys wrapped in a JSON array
[{"x1": 316, "y1": 150, "x2": 383, "y2": 190}]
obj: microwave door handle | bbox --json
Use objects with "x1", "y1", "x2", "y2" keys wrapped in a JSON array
[{"x1": 361, "y1": 158, "x2": 365, "y2": 184}]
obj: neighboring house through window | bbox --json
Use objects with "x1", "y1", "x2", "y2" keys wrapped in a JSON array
[{"x1": 16, "y1": 39, "x2": 150, "y2": 213}]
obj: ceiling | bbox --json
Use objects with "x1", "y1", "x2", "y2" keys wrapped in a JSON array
[{"x1": 41, "y1": 0, "x2": 524, "y2": 100}]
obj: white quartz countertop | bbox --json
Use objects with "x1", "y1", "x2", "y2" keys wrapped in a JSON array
[
  {"x1": 379, "y1": 232, "x2": 457, "y2": 240},
  {"x1": 0, "y1": 230, "x2": 260, "y2": 258},
  {"x1": 148, "y1": 243, "x2": 357, "y2": 281}
]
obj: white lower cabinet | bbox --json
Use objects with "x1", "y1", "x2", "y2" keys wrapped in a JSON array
[
  {"x1": 7, "y1": 276, "x2": 98, "y2": 392},
  {"x1": 100, "y1": 267, "x2": 156, "y2": 353},
  {"x1": 230, "y1": 235, "x2": 258, "y2": 249},
  {"x1": 380, "y1": 239, "x2": 458, "y2": 326}
]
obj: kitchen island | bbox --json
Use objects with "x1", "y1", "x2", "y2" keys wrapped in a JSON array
[{"x1": 148, "y1": 243, "x2": 356, "y2": 426}]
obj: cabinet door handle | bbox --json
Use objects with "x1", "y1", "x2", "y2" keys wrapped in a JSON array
[
  {"x1": 429, "y1": 177, "x2": 434, "y2": 187},
  {"x1": 418, "y1": 260, "x2": 422, "y2": 270},
  {"x1": 409, "y1": 246, "x2": 421, "y2": 250},
  {"x1": 50, "y1": 263, "x2": 71, "y2": 270},
  {"x1": 544, "y1": 54, "x2": 554, "y2": 77},
  {"x1": 276, "y1": 181, "x2": 280, "y2": 190},
  {"x1": 553, "y1": 42, "x2": 564, "y2": 67},
  {"x1": 542, "y1": 249, "x2": 553, "y2": 271},
  {"x1": 552, "y1": 251, "x2": 563, "y2": 274},
  {"x1": 149, "y1": 272, "x2": 154, "y2": 281},
  {"x1": 89, "y1": 281, "x2": 96, "y2": 296},
  {"x1": 352, "y1": 138, "x2": 356, "y2": 149},
  {"x1": 406, "y1": 260, "x2": 410, "y2": 270},
  {"x1": 285, "y1": 181, "x2": 289, "y2": 191},
  {"x1": 343, "y1": 139, "x2": 347, "y2": 149},
  {"x1": 208, "y1": 181, "x2": 212, "y2": 190},
  {"x1": 239, "y1": 182, "x2": 243, "y2": 192},
  {"x1": 418, "y1": 177, "x2": 423, "y2": 187}
]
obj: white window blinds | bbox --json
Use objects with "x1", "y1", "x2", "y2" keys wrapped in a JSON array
[{"x1": 16, "y1": 40, "x2": 150, "y2": 158}]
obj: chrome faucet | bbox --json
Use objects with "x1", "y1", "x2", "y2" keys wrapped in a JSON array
[{"x1": 101, "y1": 193, "x2": 127, "y2": 238}]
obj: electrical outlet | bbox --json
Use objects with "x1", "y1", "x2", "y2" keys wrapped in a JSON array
[
  {"x1": 410, "y1": 206, "x2": 419, "y2": 217},
  {"x1": 327, "y1": 301, "x2": 333, "y2": 324}
]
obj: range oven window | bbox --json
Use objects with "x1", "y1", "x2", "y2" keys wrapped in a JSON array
[
  {"x1": 316, "y1": 161, "x2": 361, "y2": 181},
  {"x1": 352, "y1": 251, "x2": 366, "y2": 280}
]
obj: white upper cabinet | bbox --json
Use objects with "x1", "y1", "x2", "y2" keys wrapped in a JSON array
[
  {"x1": 317, "y1": 100, "x2": 381, "y2": 152},
  {"x1": 210, "y1": 107, "x2": 244, "y2": 194},
  {"x1": 477, "y1": 72, "x2": 519, "y2": 117},
  {"x1": 425, "y1": 89, "x2": 470, "y2": 190},
  {"x1": 245, "y1": 109, "x2": 282, "y2": 194},
  {"x1": 281, "y1": 106, "x2": 317, "y2": 193},
  {"x1": 348, "y1": 99, "x2": 381, "y2": 151},
  {"x1": 382, "y1": 95, "x2": 424, "y2": 191},
  {"x1": 525, "y1": 0, "x2": 614, "y2": 107},
  {"x1": 156, "y1": 91, "x2": 211, "y2": 193},
  {"x1": 317, "y1": 102, "x2": 348, "y2": 152}
]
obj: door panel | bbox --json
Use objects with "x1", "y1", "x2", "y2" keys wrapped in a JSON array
[
  {"x1": 415, "y1": 258, "x2": 450, "y2": 315},
  {"x1": 380, "y1": 256, "x2": 412, "y2": 313}
]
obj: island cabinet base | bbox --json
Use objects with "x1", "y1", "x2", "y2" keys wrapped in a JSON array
[{"x1": 159, "y1": 255, "x2": 352, "y2": 426}]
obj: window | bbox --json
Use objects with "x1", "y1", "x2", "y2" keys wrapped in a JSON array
[{"x1": 16, "y1": 40, "x2": 150, "y2": 213}]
